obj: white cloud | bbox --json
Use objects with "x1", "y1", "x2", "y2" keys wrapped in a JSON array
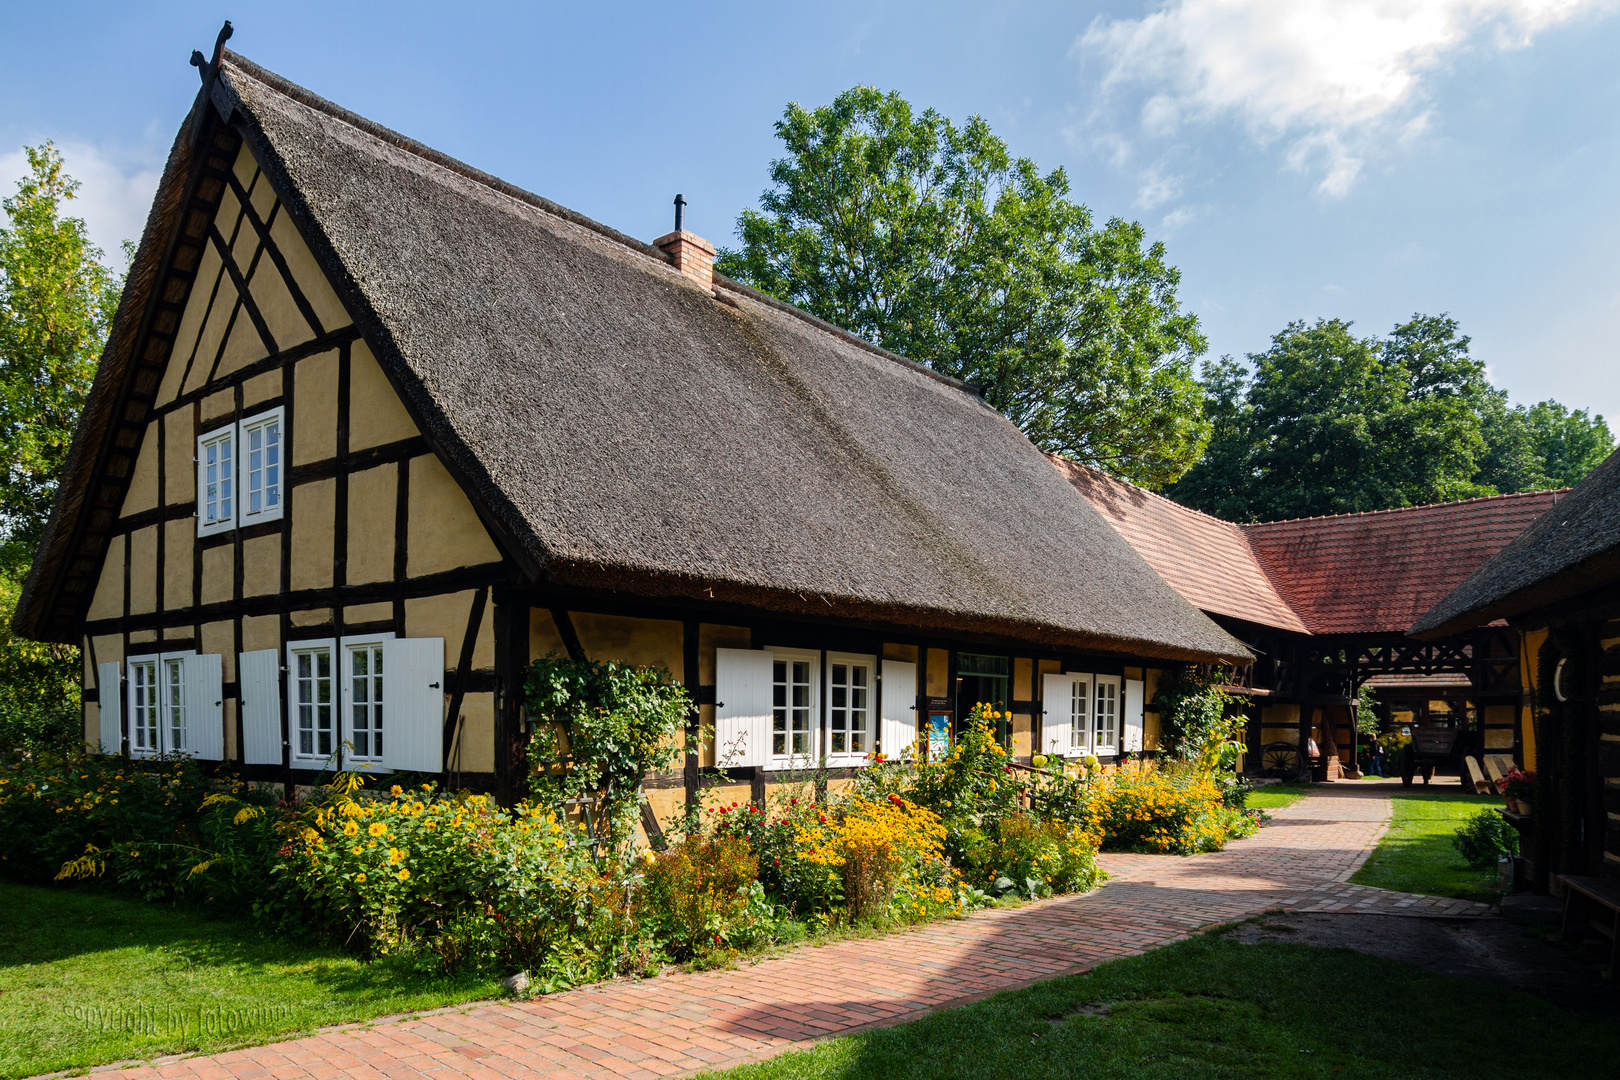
[
  {"x1": 1135, "y1": 165, "x2": 1183, "y2": 209},
  {"x1": 0, "y1": 141, "x2": 162, "y2": 264},
  {"x1": 1079, "y1": 0, "x2": 1615, "y2": 196}
]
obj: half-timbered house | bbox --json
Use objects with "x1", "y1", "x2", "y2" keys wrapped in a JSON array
[
  {"x1": 1416, "y1": 445, "x2": 1620, "y2": 886},
  {"x1": 11, "y1": 36, "x2": 1251, "y2": 823}
]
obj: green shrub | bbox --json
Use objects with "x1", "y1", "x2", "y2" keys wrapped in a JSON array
[
  {"x1": 636, "y1": 834, "x2": 769, "y2": 961},
  {"x1": 1452, "y1": 808, "x2": 1518, "y2": 870},
  {"x1": 963, "y1": 812, "x2": 1103, "y2": 898},
  {"x1": 0, "y1": 753, "x2": 284, "y2": 906},
  {"x1": 294, "y1": 780, "x2": 624, "y2": 978}
]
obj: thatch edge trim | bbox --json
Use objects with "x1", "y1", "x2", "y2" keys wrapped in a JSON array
[{"x1": 11, "y1": 89, "x2": 210, "y2": 642}]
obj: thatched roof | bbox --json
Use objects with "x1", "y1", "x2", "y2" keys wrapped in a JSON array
[
  {"x1": 15, "y1": 48, "x2": 1250, "y2": 664},
  {"x1": 1414, "y1": 447, "x2": 1620, "y2": 637}
]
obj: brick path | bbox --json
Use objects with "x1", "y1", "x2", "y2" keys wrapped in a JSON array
[{"x1": 92, "y1": 789, "x2": 1398, "y2": 1080}]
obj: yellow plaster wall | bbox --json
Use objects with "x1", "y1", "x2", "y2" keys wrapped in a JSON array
[
  {"x1": 243, "y1": 369, "x2": 280, "y2": 410},
  {"x1": 346, "y1": 464, "x2": 396, "y2": 584},
  {"x1": 158, "y1": 241, "x2": 223, "y2": 406},
  {"x1": 349, "y1": 342, "x2": 419, "y2": 450},
  {"x1": 450, "y1": 693, "x2": 495, "y2": 773},
  {"x1": 247, "y1": 252, "x2": 315, "y2": 351},
  {"x1": 405, "y1": 590, "x2": 491, "y2": 668},
  {"x1": 698, "y1": 624, "x2": 750, "y2": 682},
  {"x1": 569, "y1": 612, "x2": 683, "y2": 672},
  {"x1": 242, "y1": 534, "x2": 280, "y2": 597},
  {"x1": 407, "y1": 455, "x2": 501, "y2": 576},
  {"x1": 270, "y1": 208, "x2": 350, "y2": 331},
  {"x1": 201, "y1": 544, "x2": 232, "y2": 606},
  {"x1": 201, "y1": 388, "x2": 233, "y2": 426},
  {"x1": 530, "y1": 609, "x2": 568, "y2": 660},
  {"x1": 125, "y1": 440, "x2": 159, "y2": 516},
  {"x1": 883, "y1": 643, "x2": 918, "y2": 663},
  {"x1": 926, "y1": 648, "x2": 950, "y2": 697},
  {"x1": 293, "y1": 350, "x2": 338, "y2": 465},
  {"x1": 163, "y1": 519, "x2": 192, "y2": 610},
  {"x1": 345, "y1": 602, "x2": 393, "y2": 624},
  {"x1": 88, "y1": 535, "x2": 124, "y2": 621},
  {"x1": 127, "y1": 527, "x2": 157, "y2": 614},
  {"x1": 1523, "y1": 627, "x2": 1547, "y2": 770},
  {"x1": 242, "y1": 615, "x2": 278, "y2": 653},
  {"x1": 1013, "y1": 657, "x2": 1033, "y2": 700},
  {"x1": 165, "y1": 412, "x2": 195, "y2": 505},
  {"x1": 291, "y1": 608, "x2": 332, "y2": 627},
  {"x1": 290, "y1": 479, "x2": 335, "y2": 591}
]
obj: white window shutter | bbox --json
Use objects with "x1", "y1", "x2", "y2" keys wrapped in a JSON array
[
  {"x1": 878, "y1": 660, "x2": 917, "y2": 759},
  {"x1": 1041, "y1": 674, "x2": 1072, "y2": 756},
  {"x1": 98, "y1": 662, "x2": 122, "y2": 754},
  {"x1": 715, "y1": 648, "x2": 772, "y2": 768},
  {"x1": 239, "y1": 649, "x2": 283, "y2": 765},
  {"x1": 1124, "y1": 678, "x2": 1146, "y2": 752},
  {"x1": 186, "y1": 653, "x2": 225, "y2": 760},
  {"x1": 382, "y1": 637, "x2": 445, "y2": 773}
]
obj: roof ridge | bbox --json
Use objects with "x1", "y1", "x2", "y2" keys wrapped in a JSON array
[
  {"x1": 218, "y1": 49, "x2": 981, "y2": 400},
  {"x1": 1243, "y1": 486, "x2": 1569, "y2": 528}
]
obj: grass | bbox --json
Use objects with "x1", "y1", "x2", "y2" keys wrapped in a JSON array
[
  {"x1": 693, "y1": 930, "x2": 1620, "y2": 1080},
  {"x1": 1243, "y1": 782, "x2": 1311, "y2": 810},
  {"x1": 0, "y1": 881, "x2": 500, "y2": 1079},
  {"x1": 1349, "y1": 789, "x2": 1504, "y2": 903}
]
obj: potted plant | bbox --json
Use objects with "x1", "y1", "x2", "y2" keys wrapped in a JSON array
[{"x1": 1500, "y1": 768, "x2": 1535, "y2": 815}]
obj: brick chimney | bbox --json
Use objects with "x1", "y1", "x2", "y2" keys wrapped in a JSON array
[
  {"x1": 654, "y1": 193, "x2": 715, "y2": 288},
  {"x1": 654, "y1": 229, "x2": 715, "y2": 288}
]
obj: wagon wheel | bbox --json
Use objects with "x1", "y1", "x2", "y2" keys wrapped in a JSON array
[{"x1": 1261, "y1": 741, "x2": 1304, "y2": 782}]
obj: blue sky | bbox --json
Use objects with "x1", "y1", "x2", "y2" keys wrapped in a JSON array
[{"x1": 6, "y1": 1, "x2": 1620, "y2": 426}]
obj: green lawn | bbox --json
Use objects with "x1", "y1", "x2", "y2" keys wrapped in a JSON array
[
  {"x1": 1244, "y1": 783, "x2": 1311, "y2": 810},
  {"x1": 695, "y1": 932, "x2": 1619, "y2": 1080},
  {"x1": 1349, "y1": 790, "x2": 1504, "y2": 903},
  {"x1": 0, "y1": 881, "x2": 500, "y2": 1078}
]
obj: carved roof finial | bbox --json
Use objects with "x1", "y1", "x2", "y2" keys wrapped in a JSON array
[{"x1": 190, "y1": 21, "x2": 234, "y2": 83}]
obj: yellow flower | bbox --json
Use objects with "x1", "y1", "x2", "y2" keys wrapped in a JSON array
[
  {"x1": 343, "y1": 820, "x2": 359, "y2": 837},
  {"x1": 368, "y1": 821, "x2": 386, "y2": 836},
  {"x1": 387, "y1": 847, "x2": 405, "y2": 865},
  {"x1": 355, "y1": 872, "x2": 367, "y2": 883},
  {"x1": 351, "y1": 845, "x2": 363, "y2": 855},
  {"x1": 396, "y1": 868, "x2": 410, "y2": 882},
  {"x1": 390, "y1": 785, "x2": 403, "y2": 796}
]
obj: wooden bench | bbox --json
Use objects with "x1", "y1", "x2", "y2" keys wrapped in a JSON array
[
  {"x1": 1463, "y1": 756, "x2": 1493, "y2": 795},
  {"x1": 1557, "y1": 875, "x2": 1620, "y2": 976}
]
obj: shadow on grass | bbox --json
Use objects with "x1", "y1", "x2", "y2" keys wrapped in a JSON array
[{"x1": 698, "y1": 934, "x2": 1620, "y2": 1080}]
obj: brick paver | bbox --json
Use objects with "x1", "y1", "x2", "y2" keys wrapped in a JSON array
[{"x1": 82, "y1": 789, "x2": 1400, "y2": 1080}]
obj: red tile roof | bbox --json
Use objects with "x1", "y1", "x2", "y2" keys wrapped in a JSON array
[
  {"x1": 1243, "y1": 491, "x2": 1564, "y2": 634},
  {"x1": 1051, "y1": 457, "x2": 1307, "y2": 633},
  {"x1": 1054, "y1": 455, "x2": 1565, "y2": 636}
]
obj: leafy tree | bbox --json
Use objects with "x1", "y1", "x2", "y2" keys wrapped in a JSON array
[
  {"x1": 718, "y1": 87, "x2": 1209, "y2": 487},
  {"x1": 1169, "y1": 313, "x2": 1608, "y2": 521},
  {"x1": 0, "y1": 143, "x2": 125, "y2": 751}
]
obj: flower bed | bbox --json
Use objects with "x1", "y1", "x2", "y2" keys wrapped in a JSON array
[{"x1": 0, "y1": 681, "x2": 1261, "y2": 983}]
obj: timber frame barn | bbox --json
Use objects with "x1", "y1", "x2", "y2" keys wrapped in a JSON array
[
  {"x1": 1058, "y1": 459, "x2": 1563, "y2": 778},
  {"x1": 12, "y1": 31, "x2": 1254, "y2": 819}
]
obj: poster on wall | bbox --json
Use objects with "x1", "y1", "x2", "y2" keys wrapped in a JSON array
[{"x1": 927, "y1": 712, "x2": 952, "y2": 761}]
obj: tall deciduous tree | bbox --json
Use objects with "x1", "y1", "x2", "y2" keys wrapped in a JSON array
[
  {"x1": 717, "y1": 87, "x2": 1209, "y2": 488},
  {"x1": 0, "y1": 143, "x2": 125, "y2": 750},
  {"x1": 1170, "y1": 313, "x2": 1613, "y2": 521}
]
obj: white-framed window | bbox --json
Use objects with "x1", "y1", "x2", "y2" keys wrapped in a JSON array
[
  {"x1": 240, "y1": 407, "x2": 283, "y2": 524},
  {"x1": 770, "y1": 649, "x2": 820, "y2": 762},
  {"x1": 289, "y1": 641, "x2": 336, "y2": 762},
  {"x1": 125, "y1": 651, "x2": 221, "y2": 758},
  {"x1": 288, "y1": 633, "x2": 396, "y2": 769},
  {"x1": 197, "y1": 427, "x2": 235, "y2": 536},
  {"x1": 827, "y1": 652, "x2": 875, "y2": 762},
  {"x1": 345, "y1": 637, "x2": 388, "y2": 766},
  {"x1": 129, "y1": 659, "x2": 160, "y2": 754},
  {"x1": 1093, "y1": 675, "x2": 1120, "y2": 756},
  {"x1": 196, "y1": 406, "x2": 284, "y2": 536},
  {"x1": 1067, "y1": 674, "x2": 1092, "y2": 754}
]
